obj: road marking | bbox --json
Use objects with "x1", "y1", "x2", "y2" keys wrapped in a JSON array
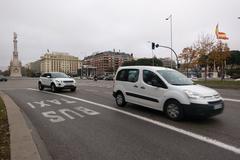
[
  {"x1": 223, "y1": 98, "x2": 240, "y2": 103},
  {"x1": 27, "y1": 102, "x2": 36, "y2": 109},
  {"x1": 84, "y1": 89, "x2": 98, "y2": 92},
  {"x1": 27, "y1": 88, "x2": 240, "y2": 155},
  {"x1": 42, "y1": 111, "x2": 65, "y2": 123},
  {"x1": 34, "y1": 101, "x2": 51, "y2": 108},
  {"x1": 59, "y1": 108, "x2": 84, "y2": 119}
]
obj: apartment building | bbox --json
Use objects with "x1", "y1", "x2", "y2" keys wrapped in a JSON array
[{"x1": 83, "y1": 51, "x2": 133, "y2": 75}]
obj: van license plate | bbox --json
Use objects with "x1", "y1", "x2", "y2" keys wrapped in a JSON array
[{"x1": 214, "y1": 104, "x2": 223, "y2": 110}]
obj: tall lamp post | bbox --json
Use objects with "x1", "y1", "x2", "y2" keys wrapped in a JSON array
[{"x1": 166, "y1": 14, "x2": 173, "y2": 68}]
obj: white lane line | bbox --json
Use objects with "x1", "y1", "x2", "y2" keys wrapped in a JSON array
[
  {"x1": 223, "y1": 98, "x2": 240, "y2": 103},
  {"x1": 84, "y1": 89, "x2": 98, "y2": 92},
  {"x1": 27, "y1": 88, "x2": 240, "y2": 155}
]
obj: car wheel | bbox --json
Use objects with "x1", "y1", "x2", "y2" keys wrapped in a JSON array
[
  {"x1": 51, "y1": 83, "x2": 57, "y2": 92},
  {"x1": 164, "y1": 100, "x2": 184, "y2": 121},
  {"x1": 116, "y1": 92, "x2": 126, "y2": 107},
  {"x1": 71, "y1": 88, "x2": 76, "y2": 92},
  {"x1": 38, "y1": 82, "x2": 44, "y2": 90}
]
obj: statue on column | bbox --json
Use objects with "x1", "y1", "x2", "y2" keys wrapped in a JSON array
[{"x1": 10, "y1": 32, "x2": 22, "y2": 77}]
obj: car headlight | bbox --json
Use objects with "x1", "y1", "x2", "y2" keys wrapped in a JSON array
[
  {"x1": 55, "y1": 80, "x2": 62, "y2": 83},
  {"x1": 184, "y1": 90, "x2": 203, "y2": 99}
]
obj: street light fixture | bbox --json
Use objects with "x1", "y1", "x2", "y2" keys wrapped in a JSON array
[{"x1": 166, "y1": 14, "x2": 173, "y2": 68}]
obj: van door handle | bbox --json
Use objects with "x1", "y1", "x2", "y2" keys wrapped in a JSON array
[
  {"x1": 133, "y1": 85, "x2": 138, "y2": 88},
  {"x1": 140, "y1": 86, "x2": 145, "y2": 89}
]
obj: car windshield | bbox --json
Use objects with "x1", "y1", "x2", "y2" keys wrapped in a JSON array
[
  {"x1": 51, "y1": 72, "x2": 69, "y2": 78},
  {"x1": 157, "y1": 70, "x2": 193, "y2": 85}
]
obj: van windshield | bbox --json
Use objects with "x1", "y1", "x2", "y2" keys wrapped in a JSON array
[{"x1": 157, "y1": 70, "x2": 193, "y2": 85}]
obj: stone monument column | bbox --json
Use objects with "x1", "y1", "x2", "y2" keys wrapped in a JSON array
[{"x1": 10, "y1": 32, "x2": 22, "y2": 77}]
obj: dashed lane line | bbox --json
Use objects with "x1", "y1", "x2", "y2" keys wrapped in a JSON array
[
  {"x1": 223, "y1": 98, "x2": 240, "y2": 103},
  {"x1": 27, "y1": 88, "x2": 240, "y2": 155}
]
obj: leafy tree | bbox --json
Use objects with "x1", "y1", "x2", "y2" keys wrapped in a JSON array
[
  {"x1": 227, "y1": 50, "x2": 240, "y2": 68},
  {"x1": 208, "y1": 41, "x2": 230, "y2": 79},
  {"x1": 179, "y1": 47, "x2": 198, "y2": 75},
  {"x1": 194, "y1": 34, "x2": 215, "y2": 80},
  {"x1": 21, "y1": 67, "x2": 34, "y2": 77},
  {"x1": 2, "y1": 70, "x2": 10, "y2": 76}
]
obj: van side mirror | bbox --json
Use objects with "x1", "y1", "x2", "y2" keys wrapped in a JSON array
[{"x1": 47, "y1": 75, "x2": 51, "y2": 78}]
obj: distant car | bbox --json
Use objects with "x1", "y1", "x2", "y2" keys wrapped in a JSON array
[
  {"x1": 81, "y1": 76, "x2": 87, "y2": 80},
  {"x1": 0, "y1": 75, "x2": 7, "y2": 81},
  {"x1": 104, "y1": 75, "x2": 114, "y2": 80},
  {"x1": 191, "y1": 76, "x2": 198, "y2": 81},
  {"x1": 97, "y1": 75, "x2": 104, "y2": 80},
  {"x1": 87, "y1": 76, "x2": 92, "y2": 80},
  {"x1": 38, "y1": 72, "x2": 76, "y2": 92}
]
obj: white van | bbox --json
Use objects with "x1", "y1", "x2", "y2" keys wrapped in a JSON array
[{"x1": 113, "y1": 66, "x2": 224, "y2": 120}]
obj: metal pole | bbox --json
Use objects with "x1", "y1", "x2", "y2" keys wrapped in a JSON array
[
  {"x1": 170, "y1": 15, "x2": 173, "y2": 69},
  {"x1": 166, "y1": 14, "x2": 173, "y2": 68},
  {"x1": 157, "y1": 45, "x2": 179, "y2": 69},
  {"x1": 152, "y1": 49, "x2": 154, "y2": 66}
]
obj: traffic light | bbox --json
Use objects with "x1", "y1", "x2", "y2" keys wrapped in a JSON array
[
  {"x1": 177, "y1": 63, "x2": 180, "y2": 69},
  {"x1": 152, "y1": 42, "x2": 155, "y2": 50}
]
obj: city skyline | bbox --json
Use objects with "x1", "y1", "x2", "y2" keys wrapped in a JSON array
[{"x1": 0, "y1": 0, "x2": 239, "y2": 70}]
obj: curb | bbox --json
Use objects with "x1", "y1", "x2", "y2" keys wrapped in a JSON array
[{"x1": 0, "y1": 91, "x2": 41, "y2": 160}]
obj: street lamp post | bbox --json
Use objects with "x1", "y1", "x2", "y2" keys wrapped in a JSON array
[{"x1": 166, "y1": 14, "x2": 173, "y2": 68}]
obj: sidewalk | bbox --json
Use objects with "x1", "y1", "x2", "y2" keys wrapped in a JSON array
[{"x1": 0, "y1": 91, "x2": 41, "y2": 160}]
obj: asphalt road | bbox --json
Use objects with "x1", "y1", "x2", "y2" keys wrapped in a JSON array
[{"x1": 1, "y1": 79, "x2": 240, "y2": 160}]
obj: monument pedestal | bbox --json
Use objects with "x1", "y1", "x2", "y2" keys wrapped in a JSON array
[{"x1": 213, "y1": 72, "x2": 218, "y2": 78}]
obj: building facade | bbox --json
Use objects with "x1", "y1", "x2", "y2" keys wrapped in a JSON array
[
  {"x1": 83, "y1": 51, "x2": 133, "y2": 75},
  {"x1": 9, "y1": 32, "x2": 22, "y2": 77},
  {"x1": 25, "y1": 60, "x2": 41, "y2": 76},
  {"x1": 40, "y1": 52, "x2": 81, "y2": 76}
]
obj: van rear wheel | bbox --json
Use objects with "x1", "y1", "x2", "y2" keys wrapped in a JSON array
[
  {"x1": 116, "y1": 92, "x2": 126, "y2": 107},
  {"x1": 165, "y1": 100, "x2": 184, "y2": 121}
]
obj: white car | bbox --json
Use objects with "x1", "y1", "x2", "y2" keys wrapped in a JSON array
[
  {"x1": 113, "y1": 66, "x2": 224, "y2": 121},
  {"x1": 38, "y1": 72, "x2": 77, "y2": 92}
]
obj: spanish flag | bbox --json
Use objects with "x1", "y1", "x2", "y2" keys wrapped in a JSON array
[{"x1": 215, "y1": 24, "x2": 229, "y2": 40}]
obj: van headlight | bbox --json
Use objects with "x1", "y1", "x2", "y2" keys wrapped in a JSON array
[{"x1": 184, "y1": 90, "x2": 203, "y2": 99}]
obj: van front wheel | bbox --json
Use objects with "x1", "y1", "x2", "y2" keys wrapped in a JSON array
[
  {"x1": 165, "y1": 100, "x2": 184, "y2": 121},
  {"x1": 116, "y1": 92, "x2": 126, "y2": 107}
]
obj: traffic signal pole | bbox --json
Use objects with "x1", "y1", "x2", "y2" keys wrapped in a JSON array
[{"x1": 151, "y1": 42, "x2": 180, "y2": 69}]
